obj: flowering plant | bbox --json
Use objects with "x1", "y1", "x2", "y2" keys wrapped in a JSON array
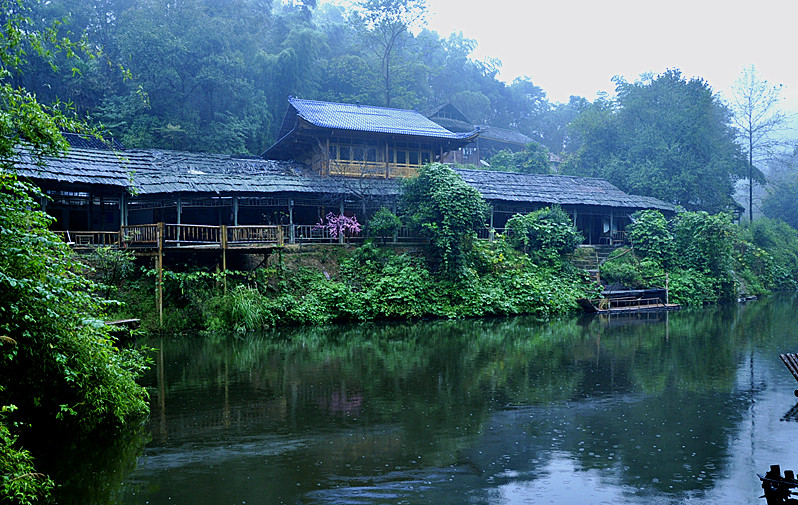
[{"x1": 313, "y1": 212, "x2": 361, "y2": 239}]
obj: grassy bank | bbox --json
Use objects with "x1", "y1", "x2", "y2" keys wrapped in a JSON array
[{"x1": 102, "y1": 239, "x2": 597, "y2": 334}]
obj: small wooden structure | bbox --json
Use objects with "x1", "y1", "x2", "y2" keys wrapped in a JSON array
[
  {"x1": 779, "y1": 353, "x2": 798, "y2": 397},
  {"x1": 578, "y1": 288, "x2": 680, "y2": 315}
]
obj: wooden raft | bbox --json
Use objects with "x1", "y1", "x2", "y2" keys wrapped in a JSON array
[{"x1": 779, "y1": 353, "x2": 798, "y2": 397}]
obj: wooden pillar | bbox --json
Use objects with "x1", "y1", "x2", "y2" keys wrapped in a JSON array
[
  {"x1": 87, "y1": 195, "x2": 94, "y2": 230},
  {"x1": 233, "y1": 196, "x2": 239, "y2": 226},
  {"x1": 99, "y1": 196, "x2": 105, "y2": 230},
  {"x1": 176, "y1": 197, "x2": 182, "y2": 245},
  {"x1": 385, "y1": 139, "x2": 390, "y2": 178},
  {"x1": 289, "y1": 199, "x2": 295, "y2": 244},
  {"x1": 157, "y1": 222, "x2": 164, "y2": 327},
  {"x1": 220, "y1": 224, "x2": 228, "y2": 294},
  {"x1": 489, "y1": 207, "x2": 495, "y2": 242},
  {"x1": 325, "y1": 137, "x2": 330, "y2": 176},
  {"x1": 392, "y1": 201, "x2": 398, "y2": 244},
  {"x1": 339, "y1": 200, "x2": 345, "y2": 244},
  {"x1": 610, "y1": 212, "x2": 614, "y2": 242},
  {"x1": 120, "y1": 193, "x2": 128, "y2": 227}
]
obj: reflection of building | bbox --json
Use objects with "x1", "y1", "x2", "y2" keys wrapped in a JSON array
[{"x1": 12, "y1": 98, "x2": 675, "y2": 248}]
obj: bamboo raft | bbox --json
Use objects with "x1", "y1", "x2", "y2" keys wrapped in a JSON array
[{"x1": 779, "y1": 353, "x2": 798, "y2": 397}]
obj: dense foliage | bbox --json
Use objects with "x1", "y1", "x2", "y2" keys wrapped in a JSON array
[
  {"x1": 1, "y1": 2, "x2": 149, "y2": 501},
  {"x1": 505, "y1": 206, "x2": 582, "y2": 266},
  {"x1": 601, "y1": 210, "x2": 798, "y2": 305},
  {"x1": 14, "y1": 0, "x2": 578, "y2": 155},
  {"x1": 400, "y1": 163, "x2": 488, "y2": 277},
  {"x1": 565, "y1": 71, "x2": 748, "y2": 212},
  {"x1": 106, "y1": 240, "x2": 592, "y2": 335},
  {"x1": 487, "y1": 142, "x2": 552, "y2": 174}
]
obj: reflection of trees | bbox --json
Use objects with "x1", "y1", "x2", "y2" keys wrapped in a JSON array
[{"x1": 129, "y1": 296, "x2": 798, "y2": 503}]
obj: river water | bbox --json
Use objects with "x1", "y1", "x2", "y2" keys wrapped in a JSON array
[{"x1": 58, "y1": 294, "x2": 798, "y2": 504}]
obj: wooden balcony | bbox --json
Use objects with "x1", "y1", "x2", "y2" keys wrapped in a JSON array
[{"x1": 55, "y1": 224, "x2": 506, "y2": 251}]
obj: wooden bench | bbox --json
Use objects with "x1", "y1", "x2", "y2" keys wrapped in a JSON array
[{"x1": 779, "y1": 353, "x2": 798, "y2": 397}]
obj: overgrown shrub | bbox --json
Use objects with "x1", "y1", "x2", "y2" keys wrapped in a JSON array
[
  {"x1": 506, "y1": 206, "x2": 582, "y2": 266},
  {"x1": 627, "y1": 209, "x2": 673, "y2": 264},
  {"x1": 367, "y1": 207, "x2": 401, "y2": 242},
  {"x1": 401, "y1": 163, "x2": 489, "y2": 278}
]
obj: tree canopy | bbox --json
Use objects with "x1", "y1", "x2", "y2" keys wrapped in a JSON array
[
  {"x1": 565, "y1": 70, "x2": 748, "y2": 213},
  {"x1": 1, "y1": 1, "x2": 149, "y2": 501},
  {"x1": 12, "y1": 0, "x2": 578, "y2": 156}
]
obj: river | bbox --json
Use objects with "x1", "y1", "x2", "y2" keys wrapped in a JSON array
[{"x1": 52, "y1": 294, "x2": 798, "y2": 504}]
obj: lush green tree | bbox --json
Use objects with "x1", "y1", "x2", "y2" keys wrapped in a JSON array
[
  {"x1": 627, "y1": 209, "x2": 674, "y2": 265},
  {"x1": 762, "y1": 170, "x2": 798, "y2": 229},
  {"x1": 367, "y1": 206, "x2": 402, "y2": 242},
  {"x1": 0, "y1": 1, "x2": 149, "y2": 501},
  {"x1": 400, "y1": 163, "x2": 488, "y2": 277},
  {"x1": 505, "y1": 206, "x2": 582, "y2": 266},
  {"x1": 352, "y1": 0, "x2": 427, "y2": 107},
  {"x1": 566, "y1": 70, "x2": 747, "y2": 212},
  {"x1": 488, "y1": 141, "x2": 551, "y2": 174}
]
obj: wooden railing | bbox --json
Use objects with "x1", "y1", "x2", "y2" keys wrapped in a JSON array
[
  {"x1": 55, "y1": 230, "x2": 121, "y2": 248},
  {"x1": 57, "y1": 223, "x2": 507, "y2": 250},
  {"x1": 229, "y1": 225, "x2": 283, "y2": 244},
  {"x1": 164, "y1": 224, "x2": 221, "y2": 244}
]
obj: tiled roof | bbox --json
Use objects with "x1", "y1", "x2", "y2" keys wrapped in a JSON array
[
  {"x1": 13, "y1": 148, "x2": 136, "y2": 187},
  {"x1": 63, "y1": 133, "x2": 126, "y2": 150},
  {"x1": 479, "y1": 126, "x2": 532, "y2": 146},
  {"x1": 14, "y1": 145, "x2": 675, "y2": 212},
  {"x1": 453, "y1": 168, "x2": 677, "y2": 211},
  {"x1": 288, "y1": 97, "x2": 477, "y2": 139}
]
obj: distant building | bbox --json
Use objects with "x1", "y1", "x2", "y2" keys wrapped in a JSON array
[{"x1": 424, "y1": 103, "x2": 533, "y2": 166}]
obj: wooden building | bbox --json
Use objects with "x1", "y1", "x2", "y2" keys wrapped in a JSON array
[
  {"x1": 263, "y1": 97, "x2": 479, "y2": 179},
  {"x1": 425, "y1": 103, "x2": 534, "y2": 166},
  {"x1": 11, "y1": 99, "x2": 675, "y2": 248}
]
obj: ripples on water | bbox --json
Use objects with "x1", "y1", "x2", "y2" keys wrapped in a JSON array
[{"x1": 55, "y1": 294, "x2": 798, "y2": 504}]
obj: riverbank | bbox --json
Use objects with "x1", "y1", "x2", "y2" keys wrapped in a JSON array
[
  {"x1": 99, "y1": 211, "x2": 798, "y2": 335},
  {"x1": 104, "y1": 240, "x2": 597, "y2": 334}
]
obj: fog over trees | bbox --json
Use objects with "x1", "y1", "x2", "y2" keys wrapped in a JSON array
[{"x1": 12, "y1": 0, "x2": 798, "y2": 218}]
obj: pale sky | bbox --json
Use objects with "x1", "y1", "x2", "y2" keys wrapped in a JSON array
[{"x1": 319, "y1": 0, "x2": 798, "y2": 129}]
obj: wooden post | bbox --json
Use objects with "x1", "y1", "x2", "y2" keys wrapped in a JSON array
[
  {"x1": 120, "y1": 193, "x2": 128, "y2": 227},
  {"x1": 220, "y1": 224, "x2": 228, "y2": 294},
  {"x1": 157, "y1": 222, "x2": 164, "y2": 327},
  {"x1": 392, "y1": 201, "x2": 398, "y2": 244},
  {"x1": 385, "y1": 139, "x2": 390, "y2": 178},
  {"x1": 176, "y1": 197, "x2": 182, "y2": 246},
  {"x1": 233, "y1": 196, "x2": 239, "y2": 227},
  {"x1": 289, "y1": 199, "x2": 295, "y2": 244},
  {"x1": 665, "y1": 273, "x2": 669, "y2": 305},
  {"x1": 99, "y1": 196, "x2": 105, "y2": 230},
  {"x1": 339, "y1": 200, "x2": 344, "y2": 244},
  {"x1": 277, "y1": 224, "x2": 284, "y2": 246},
  {"x1": 489, "y1": 208, "x2": 495, "y2": 242},
  {"x1": 325, "y1": 137, "x2": 330, "y2": 176}
]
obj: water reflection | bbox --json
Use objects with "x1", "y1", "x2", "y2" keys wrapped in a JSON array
[{"x1": 102, "y1": 294, "x2": 798, "y2": 504}]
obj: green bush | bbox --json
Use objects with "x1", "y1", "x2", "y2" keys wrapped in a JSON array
[
  {"x1": 1, "y1": 412, "x2": 54, "y2": 505},
  {"x1": 506, "y1": 206, "x2": 582, "y2": 266},
  {"x1": 627, "y1": 209, "x2": 673, "y2": 264},
  {"x1": 401, "y1": 163, "x2": 489, "y2": 277},
  {"x1": 367, "y1": 207, "x2": 402, "y2": 242}
]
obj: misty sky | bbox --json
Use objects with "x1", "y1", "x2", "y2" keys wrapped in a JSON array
[
  {"x1": 322, "y1": 0, "x2": 798, "y2": 127},
  {"x1": 425, "y1": 0, "x2": 797, "y2": 107}
]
